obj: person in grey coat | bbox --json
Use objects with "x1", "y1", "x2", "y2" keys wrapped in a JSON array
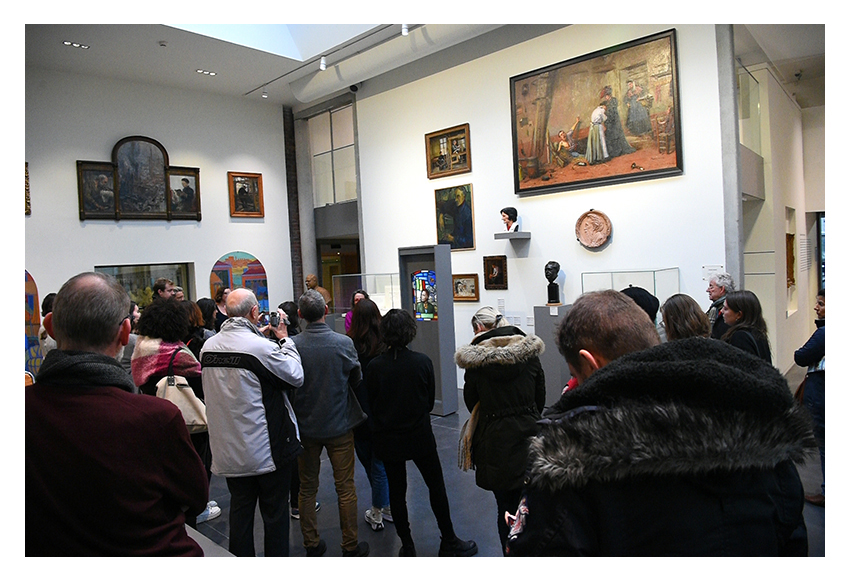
[{"x1": 290, "y1": 289, "x2": 369, "y2": 558}]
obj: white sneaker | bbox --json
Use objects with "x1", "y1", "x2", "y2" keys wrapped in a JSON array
[
  {"x1": 196, "y1": 504, "x2": 221, "y2": 523},
  {"x1": 381, "y1": 506, "x2": 393, "y2": 522},
  {"x1": 365, "y1": 508, "x2": 384, "y2": 531}
]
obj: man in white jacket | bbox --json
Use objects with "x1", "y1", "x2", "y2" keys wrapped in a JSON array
[{"x1": 201, "y1": 288, "x2": 303, "y2": 557}]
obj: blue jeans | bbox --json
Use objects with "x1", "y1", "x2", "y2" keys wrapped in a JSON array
[{"x1": 354, "y1": 438, "x2": 390, "y2": 508}]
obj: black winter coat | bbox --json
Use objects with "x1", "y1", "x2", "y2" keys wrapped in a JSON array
[
  {"x1": 455, "y1": 326, "x2": 545, "y2": 491},
  {"x1": 506, "y1": 337, "x2": 816, "y2": 556}
]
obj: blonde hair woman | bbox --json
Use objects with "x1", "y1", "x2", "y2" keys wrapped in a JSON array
[{"x1": 454, "y1": 306, "x2": 545, "y2": 555}]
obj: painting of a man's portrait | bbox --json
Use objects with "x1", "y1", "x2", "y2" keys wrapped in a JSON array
[
  {"x1": 435, "y1": 184, "x2": 475, "y2": 251},
  {"x1": 511, "y1": 29, "x2": 682, "y2": 196},
  {"x1": 228, "y1": 172, "x2": 265, "y2": 217}
]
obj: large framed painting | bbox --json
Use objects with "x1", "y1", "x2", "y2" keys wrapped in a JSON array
[
  {"x1": 113, "y1": 135, "x2": 169, "y2": 219},
  {"x1": 228, "y1": 172, "x2": 265, "y2": 217},
  {"x1": 425, "y1": 123, "x2": 471, "y2": 179},
  {"x1": 435, "y1": 184, "x2": 475, "y2": 251},
  {"x1": 511, "y1": 29, "x2": 682, "y2": 196}
]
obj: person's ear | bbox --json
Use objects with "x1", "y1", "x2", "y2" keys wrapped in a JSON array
[
  {"x1": 118, "y1": 317, "x2": 131, "y2": 347},
  {"x1": 43, "y1": 312, "x2": 56, "y2": 340},
  {"x1": 324, "y1": 304, "x2": 329, "y2": 316},
  {"x1": 576, "y1": 349, "x2": 605, "y2": 380}
]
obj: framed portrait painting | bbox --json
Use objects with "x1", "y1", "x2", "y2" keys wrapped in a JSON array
[
  {"x1": 435, "y1": 184, "x2": 475, "y2": 251},
  {"x1": 425, "y1": 123, "x2": 471, "y2": 179},
  {"x1": 167, "y1": 167, "x2": 202, "y2": 220},
  {"x1": 77, "y1": 161, "x2": 118, "y2": 220},
  {"x1": 483, "y1": 255, "x2": 507, "y2": 290},
  {"x1": 452, "y1": 274, "x2": 479, "y2": 302},
  {"x1": 511, "y1": 29, "x2": 682, "y2": 196},
  {"x1": 228, "y1": 172, "x2": 264, "y2": 217}
]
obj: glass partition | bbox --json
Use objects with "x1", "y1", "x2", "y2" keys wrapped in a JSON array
[
  {"x1": 581, "y1": 267, "x2": 680, "y2": 305},
  {"x1": 332, "y1": 273, "x2": 401, "y2": 315},
  {"x1": 737, "y1": 65, "x2": 761, "y2": 155}
]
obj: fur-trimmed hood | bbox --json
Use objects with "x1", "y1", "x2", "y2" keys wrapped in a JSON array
[
  {"x1": 527, "y1": 337, "x2": 816, "y2": 492},
  {"x1": 455, "y1": 326, "x2": 545, "y2": 369}
]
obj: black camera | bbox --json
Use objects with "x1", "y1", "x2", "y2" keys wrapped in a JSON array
[{"x1": 269, "y1": 311, "x2": 280, "y2": 328}]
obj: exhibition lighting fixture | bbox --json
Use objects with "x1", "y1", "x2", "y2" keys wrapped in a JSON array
[
  {"x1": 319, "y1": 56, "x2": 327, "y2": 71},
  {"x1": 401, "y1": 24, "x2": 409, "y2": 36},
  {"x1": 196, "y1": 69, "x2": 217, "y2": 76},
  {"x1": 63, "y1": 40, "x2": 90, "y2": 49},
  {"x1": 262, "y1": 86, "x2": 268, "y2": 99}
]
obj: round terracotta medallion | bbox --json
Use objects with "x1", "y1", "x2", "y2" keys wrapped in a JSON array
[{"x1": 575, "y1": 210, "x2": 612, "y2": 248}]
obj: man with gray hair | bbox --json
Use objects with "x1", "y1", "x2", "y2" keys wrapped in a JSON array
[
  {"x1": 201, "y1": 287, "x2": 304, "y2": 557},
  {"x1": 26, "y1": 272, "x2": 208, "y2": 556},
  {"x1": 290, "y1": 289, "x2": 369, "y2": 557},
  {"x1": 706, "y1": 272, "x2": 735, "y2": 339}
]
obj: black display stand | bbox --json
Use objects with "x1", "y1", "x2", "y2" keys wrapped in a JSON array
[{"x1": 398, "y1": 244, "x2": 458, "y2": 416}]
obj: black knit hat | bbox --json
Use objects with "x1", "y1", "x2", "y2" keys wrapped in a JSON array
[{"x1": 620, "y1": 286, "x2": 659, "y2": 322}]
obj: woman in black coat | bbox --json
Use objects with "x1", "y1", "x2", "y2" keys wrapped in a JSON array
[
  {"x1": 365, "y1": 309, "x2": 477, "y2": 557},
  {"x1": 720, "y1": 290, "x2": 772, "y2": 363},
  {"x1": 454, "y1": 306, "x2": 545, "y2": 554}
]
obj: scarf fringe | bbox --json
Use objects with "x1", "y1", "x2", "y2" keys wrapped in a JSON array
[{"x1": 458, "y1": 402, "x2": 480, "y2": 471}]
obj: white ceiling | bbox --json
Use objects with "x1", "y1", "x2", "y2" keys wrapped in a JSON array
[{"x1": 26, "y1": 24, "x2": 826, "y2": 110}]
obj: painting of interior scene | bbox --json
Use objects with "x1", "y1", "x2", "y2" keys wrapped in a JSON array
[{"x1": 512, "y1": 30, "x2": 681, "y2": 195}]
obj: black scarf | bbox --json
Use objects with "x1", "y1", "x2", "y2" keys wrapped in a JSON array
[{"x1": 35, "y1": 349, "x2": 137, "y2": 394}]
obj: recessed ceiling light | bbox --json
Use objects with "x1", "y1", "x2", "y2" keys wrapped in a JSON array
[
  {"x1": 196, "y1": 69, "x2": 217, "y2": 76},
  {"x1": 63, "y1": 40, "x2": 89, "y2": 49}
]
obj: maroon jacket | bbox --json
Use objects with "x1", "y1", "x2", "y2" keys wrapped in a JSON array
[{"x1": 26, "y1": 351, "x2": 208, "y2": 556}]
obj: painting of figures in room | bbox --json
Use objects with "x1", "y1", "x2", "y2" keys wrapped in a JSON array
[{"x1": 511, "y1": 30, "x2": 682, "y2": 195}]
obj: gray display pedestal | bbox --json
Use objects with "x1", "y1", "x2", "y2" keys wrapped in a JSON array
[
  {"x1": 398, "y1": 244, "x2": 458, "y2": 416},
  {"x1": 533, "y1": 304, "x2": 573, "y2": 407}
]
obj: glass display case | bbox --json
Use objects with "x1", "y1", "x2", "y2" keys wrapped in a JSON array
[{"x1": 331, "y1": 272, "x2": 401, "y2": 316}]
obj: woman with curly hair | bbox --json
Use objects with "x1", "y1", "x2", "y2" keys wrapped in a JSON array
[
  {"x1": 660, "y1": 293, "x2": 711, "y2": 341},
  {"x1": 131, "y1": 298, "x2": 220, "y2": 525},
  {"x1": 365, "y1": 309, "x2": 477, "y2": 557},
  {"x1": 721, "y1": 289, "x2": 771, "y2": 363}
]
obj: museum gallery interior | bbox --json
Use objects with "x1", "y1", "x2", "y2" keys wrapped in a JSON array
[{"x1": 24, "y1": 23, "x2": 827, "y2": 560}]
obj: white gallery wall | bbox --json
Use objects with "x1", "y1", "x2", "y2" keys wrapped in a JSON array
[
  {"x1": 357, "y1": 24, "x2": 727, "y2": 351},
  {"x1": 25, "y1": 67, "x2": 295, "y2": 305}
]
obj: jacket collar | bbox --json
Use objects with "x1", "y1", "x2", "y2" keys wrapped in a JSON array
[{"x1": 455, "y1": 328, "x2": 544, "y2": 369}]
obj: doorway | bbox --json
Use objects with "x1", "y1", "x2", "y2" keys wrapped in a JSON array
[{"x1": 318, "y1": 239, "x2": 361, "y2": 313}]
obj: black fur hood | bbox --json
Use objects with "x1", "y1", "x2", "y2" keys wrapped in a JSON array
[
  {"x1": 455, "y1": 326, "x2": 545, "y2": 369},
  {"x1": 527, "y1": 337, "x2": 816, "y2": 492}
]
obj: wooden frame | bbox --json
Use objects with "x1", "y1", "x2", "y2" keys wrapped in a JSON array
[
  {"x1": 483, "y1": 255, "x2": 508, "y2": 290},
  {"x1": 77, "y1": 161, "x2": 118, "y2": 220},
  {"x1": 452, "y1": 273, "x2": 480, "y2": 302},
  {"x1": 77, "y1": 135, "x2": 200, "y2": 221},
  {"x1": 435, "y1": 183, "x2": 475, "y2": 251},
  {"x1": 510, "y1": 29, "x2": 682, "y2": 196},
  {"x1": 425, "y1": 123, "x2": 471, "y2": 179},
  {"x1": 167, "y1": 166, "x2": 202, "y2": 220},
  {"x1": 228, "y1": 172, "x2": 265, "y2": 217}
]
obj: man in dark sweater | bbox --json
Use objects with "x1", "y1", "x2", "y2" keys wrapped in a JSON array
[{"x1": 26, "y1": 272, "x2": 208, "y2": 556}]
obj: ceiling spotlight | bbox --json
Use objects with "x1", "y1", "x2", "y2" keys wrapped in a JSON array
[
  {"x1": 262, "y1": 86, "x2": 268, "y2": 99},
  {"x1": 196, "y1": 68, "x2": 217, "y2": 76},
  {"x1": 402, "y1": 24, "x2": 409, "y2": 36},
  {"x1": 63, "y1": 40, "x2": 90, "y2": 49},
  {"x1": 319, "y1": 56, "x2": 327, "y2": 71}
]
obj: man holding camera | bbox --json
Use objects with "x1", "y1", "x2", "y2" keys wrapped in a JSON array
[{"x1": 201, "y1": 288, "x2": 304, "y2": 557}]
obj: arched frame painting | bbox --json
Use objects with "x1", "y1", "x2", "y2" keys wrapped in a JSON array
[{"x1": 210, "y1": 251, "x2": 269, "y2": 313}]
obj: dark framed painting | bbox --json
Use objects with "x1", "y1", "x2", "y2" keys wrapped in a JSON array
[
  {"x1": 167, "y1": 166, "x2": 202, "y2": 220},
  {"x1": 77, "y1": 161, "x2": 118, "y2": 219},
  {"x1": 435, "y1": 183, "x2": 475, "y2": 251},
  {"x1": 113, "y1": 135, "x2": 169, "y2": 219},
  {"x1": 452, "y1": 273, "x2": 479, "y2": 302},
  {"x1": 511, "y1": 29, "x2": 682, "y2": 197},
  {"x1": 425, "y1": 123, "x2": 471, "y2": 179},
  {"x1": 483, "y1": 255, "x2": 508, "y2": 290},
  {"x1": 228, "y1": 172, "x2": 265, "y2": 217}
]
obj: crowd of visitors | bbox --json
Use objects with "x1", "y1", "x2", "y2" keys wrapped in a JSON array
[{"x1": 25, "y1": 271, "x2": 822, "y2": 556}]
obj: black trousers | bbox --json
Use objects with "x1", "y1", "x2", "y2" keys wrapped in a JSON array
[
  {"x1": 226, "y1": 462, "x2": 292, "y2": 557},
  {"x1": 493, "y1": 488, "x2": 523, "y2": 556},
  {"x1": 382, "y1": 440, "x2": 455, "y2": 547}
]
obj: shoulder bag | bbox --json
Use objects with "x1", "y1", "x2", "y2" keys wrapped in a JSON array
[{"x1": 156, "y1": 348, "x2": 208, "y2": 433}]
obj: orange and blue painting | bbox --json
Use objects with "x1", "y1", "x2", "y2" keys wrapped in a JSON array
[
  {"x1": 210, "y1": 251, "x2": 269, "y2": 313},
  {"x1": 25, "y1": 270, "x2": 43, "y2": 375}
]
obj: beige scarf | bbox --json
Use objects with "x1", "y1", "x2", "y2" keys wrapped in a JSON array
[{"x1": 457, "y1": 402, "x2": 480, "y2": 471}]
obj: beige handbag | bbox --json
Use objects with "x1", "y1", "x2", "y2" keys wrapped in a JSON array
[{"x1": 156, "y1": 349, "x2": 208, "y2": 434}]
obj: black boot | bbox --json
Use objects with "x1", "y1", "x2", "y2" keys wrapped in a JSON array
[{"x1": 438, "y1": 536, "x2": 478, "y2": 557}]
